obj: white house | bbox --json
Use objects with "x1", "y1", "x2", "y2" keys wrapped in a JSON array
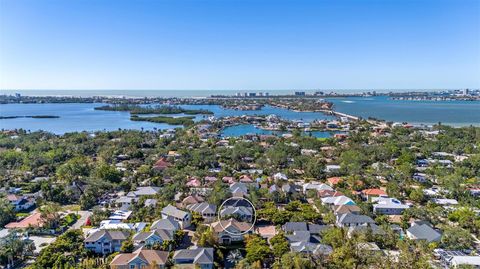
[{"x1": 373, "y1": 197, "x2": 410, "y2": 215}]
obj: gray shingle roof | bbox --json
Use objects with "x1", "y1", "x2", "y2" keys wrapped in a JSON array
[
  {"x1": 85, "y1": 230, "x2": 129, "y2": 242},
  {"x1": 337, "y1": 213, "x2": 375, "y2": 225},
  {"x1": 407, "y1": 224, "x2": 442, "y2": 242},
  {"x1": 186, "y1": 202, "x2": 217, "y2": 215},
  {"x1": 161, "y1": 204, "x2": 189, "y2": 219},
  {"x1": 151, "y1": 218, "x2": 180, "y2": 231},
  {"x1": 283, "y1": 222, "x2": 308, "y2": 233},
  {"x1": 173, "y1": 247, "x2": 214, "y2": 264}
]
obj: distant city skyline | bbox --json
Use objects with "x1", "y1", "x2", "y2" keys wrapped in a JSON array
[{"x1": 1, "y1": 0, "x2": 479, "y2": 90}]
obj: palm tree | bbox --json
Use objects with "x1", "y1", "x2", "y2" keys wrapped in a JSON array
[
  {"x1": 226, "y1": 249, "x2": 243, "y2": 266},
  {"x1": 39, "y1": 202, "x2": 62, "y2": 229}
]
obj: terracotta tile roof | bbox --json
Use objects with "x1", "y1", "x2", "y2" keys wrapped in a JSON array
[
  {"x1": 327, "y1": 177, "x2": 343, "y2": 186},
  {"x1": 361, "y1": 188, "x2": 387, "y2": 196},
  {"x1": 5, "y1": 212, "x2": 43, "y2": 229}
]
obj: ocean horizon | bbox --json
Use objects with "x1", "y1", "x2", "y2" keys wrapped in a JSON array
[{"x1": 0, "y1": 89, "x2": 469, "y2": 98}]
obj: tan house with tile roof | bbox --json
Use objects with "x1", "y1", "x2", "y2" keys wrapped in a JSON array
[{"x1": 110, "y1": 248, "x2": 168, "y2": 269}]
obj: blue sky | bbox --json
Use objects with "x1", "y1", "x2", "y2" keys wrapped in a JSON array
[{"x1": 0, "y1": 0, "x2": 479, "y2": 90}]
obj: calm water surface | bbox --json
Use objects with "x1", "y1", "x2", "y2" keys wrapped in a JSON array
[
  {"x1": 1, "y1": 96, "x2": 478, "y2": 134},
  {"x1": 328, "y1": 96, "x2": 480, "y2": 126},
  {"x1": 0, "y1": 103, "x2": 334, "y2": 134}
]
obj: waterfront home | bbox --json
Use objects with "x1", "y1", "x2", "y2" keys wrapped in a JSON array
[
  {"x1": 84, "y1": 230, "x2": 129, "y2": 255},
  {"x1": 6, "y1": 194, "x2": 35, "y2": 211},
  {"x1": 211, "y1": 219, "x2": 252, "y2": 244},
  {"x1": 132, "y1": 229, "x2": 174, "y2": 248},
  {"x1": 110, "y1": 248, "x2": 169, "y2": 269},
  {"x1": 161, "y1": 205, "x2": 191, "y2": 229},
  {"x1": 406, "y1": 222, "x2": 441, "y2": 243},
  {"x1": 336, "y1": 213, "x2": 375, "y2": 228},
  {"x1": 186, "y1": 202, "x2": 217, "y2": 222},
  {"x1": 150, "y1": 218, "x2": 180, "y2": 231},
  {"x1": 373, "y1": 197, "x2": 410, "y2": 215},
  {"x1": 361, "y1": 188, "x2": 388, "y2": 201},
  {"x1": 172, "y1": 247, "x2": 214, "y2": 269}
]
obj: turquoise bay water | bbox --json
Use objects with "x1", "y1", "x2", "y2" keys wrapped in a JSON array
[
  {"x1": 0, "y1": 94, "x2": 478, "y2": 135},
  {"x1": 0, "y1": 103, "x2": 334, "y2": 134}
]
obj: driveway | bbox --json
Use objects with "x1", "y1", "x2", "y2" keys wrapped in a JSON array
[
  {"x1": 29, "y1": 235, "x2": 57, "y2": 254},
  {"x1": 68, "y1": 210, "x2": 92, "y2": 230}
]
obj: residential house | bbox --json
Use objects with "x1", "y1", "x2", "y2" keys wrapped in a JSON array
[
  {"x1": 406, "y1": 222, "x2": 442, "y2": 243},
  {"x1": 361, "y1": 188, "x2": 388, "y2": 201},
  {"x1": 303, "y1": 182, "x2": 333, "y2": 193},
  {"x1": 219, "y1": 206, "x2": 253, "y2": 222},
  {"x1": 282, "y1": 222, "x2": 329, "y2": 235},
  {"x1": 373, "y1": 197, "x2": 410, "y2": 215},
  {"x1": 127, "y1": 186, "x2": 161, "y2": 198},
  {"x1": 132, "y1": 229, "x2": 174, "y2": 248},
  {"x1": 230, "y1": 182, "x2": 248, "y2": 197},
  {"x1": 5, "y1": 212, "x2": 44, "y2": 229},
  {"x1": 332, "y1": 204, "x2": 361, "y2": 215},
  {"x1": 161, "y1": 205, "x2": 191, "y2": 229},
  {"x1": 172, "y1": 247, "x2": 214, "y2": 269},
  {"x1": 181, "y1": 195, "x2": 205, "y2": 208},
  {"x1": 186, "y1": 202, "x2": 217, "y2": 222},
  {"x1": 317, "y1": 190, "x2": 343, "y2": 199},
  {"x1": 321, "y1": 195, "x2": 356, "y2": 207},
  {"x1": 336, "y1": 213, "x2": 375, "y2": 228},
  {"x1": 84, "y1": 230, "x2": 129, "y2": 255},
  {"x1": 153, "y1": 158, "x2": 171, "y2": 171},
  {"x1": 150, "y1": 218, "x2": 180, "y2": 231},
  {"x1": 326, "y1": 177, "x2": 343, "y2": 187},
  {"x1": 6, "y1": 194, "x2": 35, "y2": 211},
  {"x1": 211, "y1": 219, "x2": 252, "y2": 244},
  {"x1": 115, "y1": 196, "x2": 138, "y2": 210},
  {"x1": 110, "y1": 248, "x2": 169, "y2": 269}
]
